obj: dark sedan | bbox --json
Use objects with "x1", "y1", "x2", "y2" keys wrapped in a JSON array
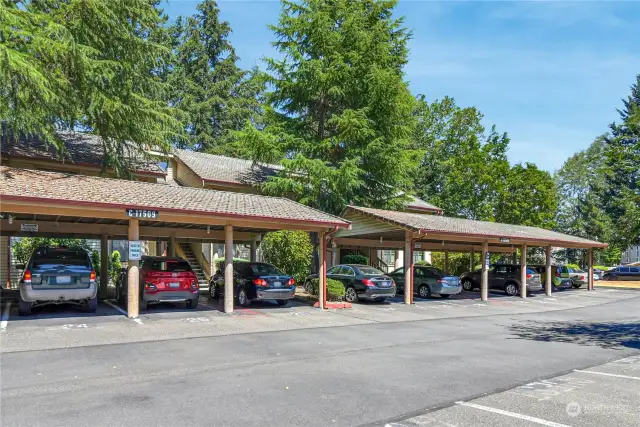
[
  {"x1": 307, "y1": 264, "x2": 396, "y2": 303},
  {"x1": 209, "y1": 261, "x2": 295, "y2": 307}
]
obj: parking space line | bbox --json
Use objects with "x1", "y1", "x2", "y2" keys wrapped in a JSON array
[
  {"x1": 456, "y1": 401, "x2": 572, "y2": 427},
  {"x1": 573, "y1": 369, "x2": 640, "y2": 381},
  {"x1": 1, "y1": 302, "x2": 11, "y2": 330},
  {"x1": 102, "y1": 300, "x2": 143, "y2": 324}
]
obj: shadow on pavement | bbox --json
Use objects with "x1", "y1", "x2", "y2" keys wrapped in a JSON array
[{"x1": 508, "y1": 320, "x2": 640, "y2": 350}]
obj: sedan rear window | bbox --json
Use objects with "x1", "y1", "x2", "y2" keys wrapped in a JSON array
[
  {"x1": 357, "y1": 266, "x2": 385, "y2": 275},
  {"x1": 249, "y1": 263, "x2": 284, "y2": 276},
  {"x1": 150, "y1": 260, "x2": 192, "y2": 272}
]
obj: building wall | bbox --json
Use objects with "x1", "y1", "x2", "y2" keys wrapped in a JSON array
[{"x1": 621, "y1": 245, "x2": 640, "y2": 264}]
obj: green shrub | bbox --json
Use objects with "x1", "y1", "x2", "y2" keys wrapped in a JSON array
[
  {"x1": 309, "y1": 278, "x2": 345, "y2": 301},
  {"x1": 260, "y1": 230, "x2": 313, "y2": 283},
  {"x1": 567, "y1": 263, "x2": 580, "y2": 269},
  {"x1": 109, "y1": 251, "x2": 122, "y2": 284},
  {"x1": 415, "y1": 260, "x2": 431, "y2": 266},
  {"x1": 594, "y1": 265, "x2": 612, "y2": 270},
  {"x1": 91, "y1": 251, "x2": 101, "y2": 275},
  {"x1": 343, "y1": 254, "x2": 368, "y2": 265}
]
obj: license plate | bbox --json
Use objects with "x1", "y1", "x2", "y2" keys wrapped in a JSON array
[
  {"x1": 56, "y1": 276, "x2": 71, "y2": 284},
  {"x1": 379, "y1": 281, "x2": 390, "y2": 287},
  {"x1": 273, "y1": 281, "x2": 282, "y2": 288},
  {"x1": 169, "y1": 282, "x2": 180, "y2": 288}
]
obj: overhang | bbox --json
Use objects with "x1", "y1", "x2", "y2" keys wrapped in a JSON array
[{"x1": 334, "y1": 206, "x2": 607, "y2": 249}]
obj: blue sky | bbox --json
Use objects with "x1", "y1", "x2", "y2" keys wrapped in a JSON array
[{"x1": 163, "y1": 0, "x2": 640, "y2": 173}]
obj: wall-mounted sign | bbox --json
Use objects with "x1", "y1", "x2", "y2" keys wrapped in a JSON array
[
  {"x1": 128, "y1": 240, "x2": 142, "y2": 261},
  {"x1": 20, "y1": 224, "x2": 38, "y2": 232},
  {"x1": 415, "y1": 243, "x2": 422, "y2": 249},
  {"x1": 485, "y1": 251, "x2": 491, "y2": 267},
  {"x1": 500, "y1": 237, "x2": 510, "y2": 243},
  {"x1": 125, "y1": 209, "x2": 159, "y2": 219}
]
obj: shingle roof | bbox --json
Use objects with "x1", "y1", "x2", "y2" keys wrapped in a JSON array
[
  {"x1": 1, "y1": 125, "x2": 164, "y2": 175},
  {"x1": 0, "y1": 167, "x2": 350, "y2": 228},
  {"x1": 344, "y1": 206, "x2": 606, "y2": 248},
  {"x1": 406, "y1": 196, "x2": 442, "y2": 213},
  {"x1": 175, "y1": 149, "x2": 282, "y2": 185}
]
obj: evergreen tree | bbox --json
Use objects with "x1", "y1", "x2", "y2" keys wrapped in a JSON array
[
  {"x1": 600, "y1": 74, "x2": 640, "y2": 250},
  {"x1": 1, "y1": 0, "x2": 179, "y2": 174},
  {"x1": 166, "y1": 0, "x2": 265, "y2": 155},
  {"x1": 236, "y1": 0, "x2": 416, "y2": 215}
]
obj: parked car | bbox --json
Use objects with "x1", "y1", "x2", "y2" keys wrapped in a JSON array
[
  {"x1": 116, "y1": 256, "x2": 200, "y2": 310},
  {"x1": 17, "y1": 246, "x2": 97, "y2": 316},
  {"x1": 388, "y1": 265, "x2": 461, "y2": 299},
  {"x1": 602, "y1": 266, "x2": 640, "y2": 281},
  {"x1": 308, "y1": 264, "x2": 395, "y2": 303},
  {"x1": 459, "y1": 264, "x2": 542, "y2": 296},
  {"x1": 567, "y1": 267, "x2": 588, "y2": 288},
  {"x1": 593, "y1": 269, "x2": 603, "y2": 281},
  {"x1": 528, "y1": 265, "x2": 575, "y2": 290},
  {"x1": 209, "y1": 261, "x2": 295, "y2": 307}
]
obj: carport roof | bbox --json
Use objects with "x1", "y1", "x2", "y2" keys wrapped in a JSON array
[
  {"x1": 340, "y1": 206, "x2": 606, "y2": 248},
  {"x1": 0, "y1": 167, "x2": 349, "y2": 229}
]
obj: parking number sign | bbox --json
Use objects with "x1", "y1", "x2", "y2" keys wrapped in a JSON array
[
  {"x1": 129, "y1": 241, "x2": 142, "y2": 261},
  {"x1": 485, "y1": 251, "x2": 490, "y2": 267}
]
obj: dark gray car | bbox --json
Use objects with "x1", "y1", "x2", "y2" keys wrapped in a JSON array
[
  {"x1": 459, "y1": 264, "x2": 542, "y2": 296},
  {"x1": 18, "y1": 246, "x2": 97, "y2": 316}
]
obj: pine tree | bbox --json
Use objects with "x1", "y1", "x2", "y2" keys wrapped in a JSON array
[
  {"x1": 1, "y1": 0, "x2": 180, "y2": 174},
  {"x1": 601, "y1": 74, "x2": 640, "y2": 249},
  {"x1": 166, "y1": 0, "x2": 265, "y2": 156},
  {"x1": 237, "y1": 0, "x2": 416, "y2": 215}
]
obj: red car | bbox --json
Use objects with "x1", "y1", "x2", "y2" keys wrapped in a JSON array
[{"x1": 117, "y1": 256, "x2": 200, "y2": 310}]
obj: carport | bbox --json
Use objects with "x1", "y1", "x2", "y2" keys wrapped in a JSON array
[
  {"x1": 332, "y1": 206, "x2": 607, "y2": 303},
  {"x1": 0, "y1": 167, "x2": 350, "y2": 317}
]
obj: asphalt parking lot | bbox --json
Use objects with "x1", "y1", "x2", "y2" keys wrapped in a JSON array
[
  {"x1": 387, "y1": 354, "x2": 640, "y2": 427},
  {"x1": 1, "y1": 287, "x2": 638, "y2": 353}
]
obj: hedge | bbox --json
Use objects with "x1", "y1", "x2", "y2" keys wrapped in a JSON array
[
  {"x1": 308, "y1": 278, "x2": 345, "y2": 301},
  {"x1": 343, "y1": 254, "x2": 368, "y2": 265}
]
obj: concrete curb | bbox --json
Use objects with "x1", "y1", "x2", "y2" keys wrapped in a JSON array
[{"x1": 313, "y1": 301, "x2": 352, "y2": 309}]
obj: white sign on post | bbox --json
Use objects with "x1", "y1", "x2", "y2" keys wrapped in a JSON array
[
  {"x1": 485, "y1": 251, "x2": 491, "y2": 267},
  {"x1": 20, "y1": 224, "x2": 38, "y2": 232},
  {"x1": 128, "y1": 241, "x2": 142, "y2": 261}
]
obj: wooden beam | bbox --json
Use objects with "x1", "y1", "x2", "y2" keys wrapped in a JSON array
[{"x1": 334, "y1": 237, "x2": 516, "y2": 253}]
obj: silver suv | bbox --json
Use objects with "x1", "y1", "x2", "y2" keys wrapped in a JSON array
[
  {"x1": 460, "y1": 264, "x2": 542, "y2": 296},
  {"x1": 18, "y1": 246, "x2": 97, "y2": 316}
]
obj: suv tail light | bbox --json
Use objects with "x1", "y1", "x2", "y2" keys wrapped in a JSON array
[
  {"x1": 436, "y1": 279, "x2": 448, "y2": 284},
  {"x1": 555, "y1": 270, "x2": 560, "y2": 277},
  {"x1": 287, "y1": 278, "x2": 296, "y2": 286},
  {"x1": 362, "y1": 279, "x2": 375, "y2": 287},
  {"x1": 580, "y1": 275, "x2": 585, "y2": 281},
  {"x1": 253, "y1": 278, "x2": 268, "y2": 287},
  {"x1": 190, "y1": 281, "x2": 199, "y2": 289},
  {"x1": 526, "y1": 274, "x2": 532, "y2": 279},
  {"x1": 23, "y1": 270, "x2": 32, "y2": 284},
  {"x1": 144, "y1": 283, "x2": 157, "y2": 292},
  {"x1": 90, "y1": 270, "x2": 97, "y2": 282}
]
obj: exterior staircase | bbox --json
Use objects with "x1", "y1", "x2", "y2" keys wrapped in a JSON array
[{"x1": 178, "y1": 242, "x2": 209, "y2": 289}]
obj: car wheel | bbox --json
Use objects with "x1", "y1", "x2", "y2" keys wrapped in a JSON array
[
  {"x1": 572, "y1": 283, "x2": 582, "y2": 289},
  {"x1": 304, "y1": 280, "x2": 313, "y2": 294},
  {"x1": 86, "y1": 294, "x2": 98, "y2": 313},
  {"x1": 440, "y1": 294, "x2": 451, "y2": 299},
  {"x1": 504, "y1": 283, "x2": 519, "y2": 296},
  {"x1": 18, "y1": 293, "x2": 32, "y2": 316},
  {"x1": 238, "y1": 288, "x2": 251, "y2": 307},
  {"x1": 462, "y1": 280, "x2": 474, "y2": 292},
  {"x1": 376, "y1": 298, "x2": 387, "y2": 303},
  {"x1": 276, "y1": 300, "x2": 288, "y2": 306},
  {"x1": 418, "y1": 284, "x2": 431, "y2": 299},
  {"x1": 209, "y1": 283, "x2": 218, "y2": 299},
  {"x1": 344, "y1": 286, "x2": 358, "y2": 303},
  {"x1": 186, "y1": 298, "x2": 199, "y2": 309}
]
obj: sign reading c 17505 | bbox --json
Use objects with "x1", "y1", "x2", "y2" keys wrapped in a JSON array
[{"x1": 126, "y1": 209, "x2": 159, "y2": 219}]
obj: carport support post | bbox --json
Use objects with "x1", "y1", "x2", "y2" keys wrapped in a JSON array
[
  {"x1": 481, "y1": 242, "x2": 488, "y2": 301},
  {"x1": 588, "y1": 248, "x2": 594, "y2": 291},
  {"x1": 250, "y1": 236, "x2": 258, "y2": 263},
  {"x1": 318, "y1": 231, "x2": 326, "y2": 309},
  {"x1": 520, "y1": 244, "x2": 527, "y2": 299},
  {"x1": 404, "y1": 232, "x2": 412, "y2": 305},
  {"x1": 224, "y1": 225, "x2": 234, "y2": 313},
  {"x1": 545, "y1": 246, "x2": 552, "y2": 296},
  {"x1": 127, "y1": 219, "x2": 140, "y2": 318},
  {"x1": 99, "y1": 234, "x2": 108, "y2": 300}
]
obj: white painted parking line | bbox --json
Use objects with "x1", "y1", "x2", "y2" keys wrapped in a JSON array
[
  {"x1": 103, "y1": 300, "x2": 143, "y2": 325},
  {"x1": 573, "y1": 369, "x2": 640, "y2": 381},
  {"x1": 455, "y1": 401, "x2": 573, "y2": 427},
  {"x1": 1, "y1": 302, "x2": 11, "y2": 330}
]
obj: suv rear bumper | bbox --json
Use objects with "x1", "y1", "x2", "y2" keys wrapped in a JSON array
[
  {"x1": 255, "y1": 289, "x2": 296, "y2": 301},
  {"x1": 143, "y1": 290, "x2": 198, "y2": 303},
  {"x1": 362, "y1": 287, "x2": 396, "y2": 300},
  {"x1": 20, "y1": 284, "x2": 97, "y2": 302}
]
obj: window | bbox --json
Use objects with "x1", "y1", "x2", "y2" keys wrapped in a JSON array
[
  {"x1": 425, "y1": 266, "x2": 445, "y2": 276},
  {"x1": 32, "y1": 249, "x2": 91, "y2": 268},
  {"x1": 495, "y1": 266, "x2": 509, "y2": 274},
  {"x1": 341, "y1": 266, "x2": 356, "y2": 276},
  {"x1": 381, "y1": 250, "x2": 395, "y2": 266},
  {"x1": 630, "y1": 267, "x2": 640, "y2": 273},
  {"x1": 327, "y1": 266, "x2": 341, "y2": 275},
  {"x1": 248, "y1": 263, "x2": 284, "y2": 276},
  {"x1": 620, "y1": 267, "x2": 630, "y2": 273},
  {"x1": 413, "y1": 251, "x2": 423, "y2": 263},
  {"x1": 356, "y1": 266, "x2": 384, "y2": 275},
  {"x1": 392, "y1": 268, "x2": 405, "y2": 275},
  {"x1": 150, "y1": 260, "x2": 192, "y2": 272}
]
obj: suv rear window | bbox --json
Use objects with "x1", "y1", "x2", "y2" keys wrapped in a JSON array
[
  {"x1": 32, "y1": 248, "x2": 90, "y2": 268},
  {"x1": 248, "y1": 263, "x2": 284, "y2": 276},
  {"x1": 149, "y1": 260, "x2": 192, "y2": 272},
  {"x1": 357, "y1": 266, "x2": 385, "y2": 275}
]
